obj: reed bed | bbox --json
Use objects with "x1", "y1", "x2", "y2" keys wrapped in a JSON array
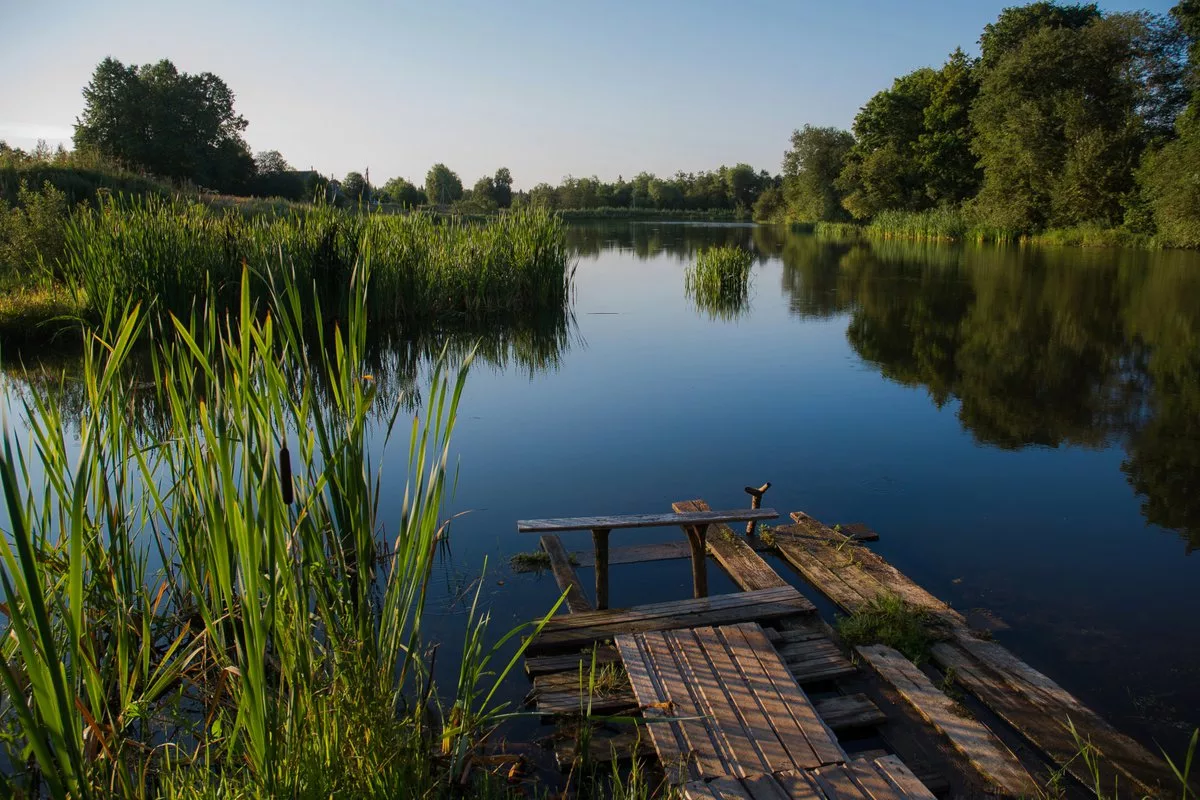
[
  {"x1": 0, "y1": 262, "x2": 564, "y2": 798},
  {"x1": 59, "y1": 196, "x2": 573, "y2": 332},
  {"x1": 684, "y1": 245, "x2": 753, "y2": 320}
]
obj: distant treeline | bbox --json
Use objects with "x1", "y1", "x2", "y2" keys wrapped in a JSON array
[{"x1": 768, "y1": 1, "x2": 1200, "y2": 247}]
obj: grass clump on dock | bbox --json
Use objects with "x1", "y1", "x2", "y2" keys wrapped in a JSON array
[
  {"x1": 836, "y1": 593, "x2": 941, "y2": 664},
  {"x1": 684, "y1": 244, "x2": 753, "y2": 320}
]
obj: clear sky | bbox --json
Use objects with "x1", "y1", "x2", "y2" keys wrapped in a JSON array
[{"x1": 0, "y1": 0, "x2": 1178, "y2": 189}]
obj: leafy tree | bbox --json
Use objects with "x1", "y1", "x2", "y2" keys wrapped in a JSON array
[
  {"x1": 529, "y1": 183, "x2": 557, "y2": 209},
  {"x1": 254, "y1": 150, "x2": 290, "y2": 174},
  {"x1": 380, "y1": 177, "x2": 426, "y2": 207},
  {"x1": 471, "y1": 175, "x2": 498, "y2": 209},
  {"x1": 917, "y1": 49, "x2": 982, "y2": 207},
  {"x1": 340, "y1": 171, "x2": 370, "y2": 202},
  {"x1": 752, "y1": 186, "x2": 786, "y2": 222},
  {"x1": 781, "y1": 125, "x2": 855, "y2": 222},
  {"x1": 74, "y1": 57, "x2": 253, "y2": 192},
  {"x1": 425, "y1": 163, "x2": 463, "y2": 205},
  {"x1": 970, "y1": 10, "x2": 1153, "y2": 230},
  {"x1": 493, "y1": 167, "x2": 513, "y2": 208}
]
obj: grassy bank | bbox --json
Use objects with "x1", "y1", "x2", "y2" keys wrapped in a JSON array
[
  {"x1": 0, "y1": 265, "x2": 572, "y2": 798},
  {"x1": 812, "y1": 208, "x2": 1160, "y2": 248},
  {"x1": 0, "y1": 190, "x2": 573, "y2": 348}
]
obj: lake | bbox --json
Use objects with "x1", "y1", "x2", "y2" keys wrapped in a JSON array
[
  {"x1": 409, "y1": 221, "x2": 1200, "y2": 754},
  {"x1": 4, "y1": 220, "x2": 1197, "y2": 758}
]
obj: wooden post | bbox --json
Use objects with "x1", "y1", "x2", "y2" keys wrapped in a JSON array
[
  {"x1": 592, "y1": 528, "x2": 610, "y2": 610},
  {"x1": 686, "y1": 524, "x2": 708, "y2": 598},
  {"x1": 744, "y1": 482, "x2": 771, "y2": 538}
]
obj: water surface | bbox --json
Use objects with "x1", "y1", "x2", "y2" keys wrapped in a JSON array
[{"x1": 422, "y1": 222, "x2": 1200, "y2": 753}]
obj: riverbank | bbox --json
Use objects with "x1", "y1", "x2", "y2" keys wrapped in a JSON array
[{"x1": 807, "y1": 209, "x2": 1165, "y2": 249}]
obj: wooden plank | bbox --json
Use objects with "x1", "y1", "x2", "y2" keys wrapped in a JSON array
[
  {"x1": 572, "y1": 540, "x2": 692, "y2": 567},
  {"x1": 613, "y1": 631, "x2": 700, "y2": 784},
  {"x1": 812, "y1": 764, "x2": 870, "y2": 800},
  {"x1": 674, "y1": 499, "x2": 790, "y2": 593},
  {"x1": 788, "y1": 658, "x2": 858, "y2": 684},
  {"x1": 727, "y1": 623, "x2": 845, "y2": 767},
  {"x1": 539, "y1": 534, "x2": 593, "y2": 614},
  {"x1": 740, "y1": 772, "x2": 793, "y2": 800},
  {"x1": 641, "y1": 630, "x2": 731, "y2": 778},
  {"x1": 524, "y1": 645, "x2": 620, "y2": 676},
  {"x1": 781, "y1": 636, "x2": 857, "y2": 685},
  {"x1": 846, "y1": 759, "x2": 904, "y2": 800},
  {"x1": 782, "y1": 509, "x2": 1183, "y2": 797},
  {"x1": 529, "y1": 587, "x2": 814, "y2": 652},
  {"x1": 813, "y1": 694, "x2": 887, "y2": 732},
  {"x1": 870, "y1": 755, "x2": 938, "y2": 799},
  {"x1": 518, "y1": 507, "x2": 779, "y2": 533},
  {"x1": 856, "y1": 644, "x2": 1039, "y2": 797},
  {"x1": 684, "y1": 776, "x2": 754, "y2": 800},
  {"x1": 774, "y1": 770, "x2": 826, "y2": 800},
  {"x1": 688, "y1": 626, "x2": 792, "y2": 774},
  {"x1": 553, "y1": 725, "x2": 654, "y2": 768},
  {"x1": 668, "y1": 628, "x2": 765, "y2": 777},
  {"x1": 934, "y1": 640, "x2": 1182, "y2": 797},
  {"x1": 530, "y1": 666, "x2": 637, "y2": 715}
]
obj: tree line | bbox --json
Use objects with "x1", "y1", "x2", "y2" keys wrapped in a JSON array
[{"x1": 769, "y1": 1, "x2": 1200, "y2": 245}]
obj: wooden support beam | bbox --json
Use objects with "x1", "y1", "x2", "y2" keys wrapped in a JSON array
[
  {"x1": 685, "y1": 524, "x2": 708, "y2": 598},
  {"x1": 592, "y1": 527, "x2": 610, "y2": 611},
  {"x1": 539, "y1": 534, "x2": 594, "y2": 614}
]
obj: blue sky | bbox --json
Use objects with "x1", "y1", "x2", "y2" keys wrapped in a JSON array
[{"x1": 0, "y1": 0, "x2": 1177, "y2": 188}]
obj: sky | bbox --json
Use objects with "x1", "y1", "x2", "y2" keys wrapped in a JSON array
[{"x1": 0, "y1": 0, "x2": 1179, "y2": 189}]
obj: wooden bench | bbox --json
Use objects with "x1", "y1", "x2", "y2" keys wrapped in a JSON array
[{"x1": 518, "y1": 508, "x2": 778, "y2": 609}]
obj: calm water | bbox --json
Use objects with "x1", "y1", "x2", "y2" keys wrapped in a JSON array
[
  {"x1": 5, "y1": 222, "x2": 1198, "y2": 756},
  {"x1": 410, "y1": 222, "x2": 1200, "y2": 753}
]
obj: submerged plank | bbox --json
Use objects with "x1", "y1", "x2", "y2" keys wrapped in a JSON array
[
  {"x1": 813, "y1": 694, "x2": 888, "y2": 732},
  {"x1": 857, "y1": 644, "x2": 1038, "y2": 797},
  {"x1": 539, "y1": 534, "x2": 593, "y2": 614},
  {"x1": 524, "y1": 644, "x2": 620, "y2": 676},
  {"x1": 518, "y1": 507, "x2": 779, "y2": 533},
  {"x1": 572, "y1": 540, "x2": 692, "y2": 568}
]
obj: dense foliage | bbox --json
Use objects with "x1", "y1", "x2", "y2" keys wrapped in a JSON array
[
  {"x1": 774, "y1": 0, "x2": 1200, "y2": 246},
  {"x1": 524, "y1": 164, "x2": 777, "y2": 217}
]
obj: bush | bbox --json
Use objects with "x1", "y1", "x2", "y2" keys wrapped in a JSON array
[{"x1": 0, "y1": 181, "x2": 74, "y2": 283}]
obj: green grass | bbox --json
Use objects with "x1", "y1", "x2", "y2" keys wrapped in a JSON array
[
  {"x1": 835, "y1": 593, "x2": 941, "y2": 664},
  {"x1": 684, "y1": 244, "x2": 754, "y2": 320},
  {"x1": 59, "y1": 195, "x2": 573, "y2": 333},
  {"x1": 0, "y1": 262, "x2": 568, "y2": 798}
]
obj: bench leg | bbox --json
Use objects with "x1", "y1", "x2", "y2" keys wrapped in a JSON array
[
  {"x1": 592, "y1": 527, "x2": 610, "y2": 610},
  {"x1": 686, "y1": 524, "x2": 708, "y2": 598}
]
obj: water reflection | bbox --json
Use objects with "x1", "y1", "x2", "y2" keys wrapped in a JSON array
[{"x1": 771, "y1": 235, "x2": 1200, "y2": 551}]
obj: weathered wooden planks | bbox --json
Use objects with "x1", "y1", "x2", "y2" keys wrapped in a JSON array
[
  {"x1": 775, "y1": 509, "x2": 1183, "y2": 798},
  {"x1": 539, "y1": 534, "x2": 594, "y2": 614},
  {"x1": 812, "y1": 694, "x2": 888, "y2": 732},
  {"x1": 856, "y1": 644, "x2": 1039, "y2": 797},
  {"x1": 518, "y1": 507, "x2": 779, "y2": 533},
  {"x1": 681, "y1": 755, "x2": 936, "y2": 800},
  {"x1": 614, "y1": 621, "x2": 845, "y2": 785},
  {"x1": 529, "y1": 666, "x2": 637, "y2": 715},
  {"x1": 527, "y1": 586, "x2": 815, "y2": 653},
  {"x1": 675, "y1": 499, "x2": 790, "y2": 593},
  {"x1": 524, "y1": 645, "x2": 620, "y2": 676}
]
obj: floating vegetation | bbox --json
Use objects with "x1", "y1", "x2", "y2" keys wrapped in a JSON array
[{"x1": 684, "y1": 244, "x2": 753, "y2": 320}]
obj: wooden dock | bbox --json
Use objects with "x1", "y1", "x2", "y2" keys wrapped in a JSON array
[{"x1": 518, "y1": 499, "x2": 1187, "y2": 799}]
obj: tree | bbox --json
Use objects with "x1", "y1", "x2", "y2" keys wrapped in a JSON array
[
  {"x1": 255, "y1": 150, "x2": 291, "y2": 174},
  {"x1": 380, "y1": 176, "x2": 426, "y2": 207},
  {"x1": 472, "y1": 175, "x2": 497, "y2": 207},
  {"x1": 493, "y1": 167, "x2": 513, "y2": 208},
  {"x1": 340, "y1": 171, "x2": 370, "y2": 203},
  {"x1": 781, "y1": 125, "x2": 855, "y2": 222},
  {"x1": 425, "y1": 163, "x2": 463, "y2": 205},
  {"x1": 74, "y1": 57, "x2": 253, "y2": 192},
  {"x1": 970, "y1": 9, "x2": 1154, "y2": 230},
  {"x1": 725, "y1": 163, "x2": 762, "y2": 209}
]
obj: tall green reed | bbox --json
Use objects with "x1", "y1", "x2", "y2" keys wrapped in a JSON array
[
  {"x1": 684, "y1": 245, "x2": 753, "y2": 321},
  {"x1": 0, "y1": 254, "x2": 558, "y2": 797}
]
